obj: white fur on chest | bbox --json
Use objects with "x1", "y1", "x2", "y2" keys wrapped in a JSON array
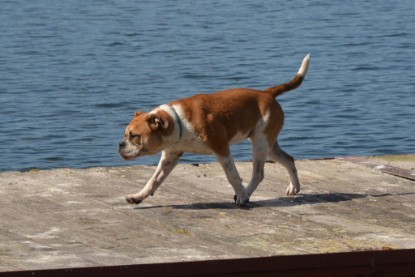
[{"x1": 159, "y1": 105, "x2": 212, "y2": 154}]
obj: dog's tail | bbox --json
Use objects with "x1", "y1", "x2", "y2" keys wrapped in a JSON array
[{"x1": 265, "y1": 54, "x2": 310, "y2": 97}]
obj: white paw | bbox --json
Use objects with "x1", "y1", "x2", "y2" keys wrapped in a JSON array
[
  {"x1": 126, "y1": 194, "x2": 143, "y2": 204},
  {"x1": 233, "y1": 191, "x2": 250, "y2": 207},
  {"x1": 286, "y1": 183, "x2": 300, "y2": 196}
]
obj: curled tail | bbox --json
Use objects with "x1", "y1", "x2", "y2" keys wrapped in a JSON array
[{"x1": 265, "y1": 54, "x2": 310, "y2": 97}]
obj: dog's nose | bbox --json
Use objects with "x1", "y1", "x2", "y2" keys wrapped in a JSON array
[{"x1": 119, "y1": 141, "x2": 126, "y2": 148}]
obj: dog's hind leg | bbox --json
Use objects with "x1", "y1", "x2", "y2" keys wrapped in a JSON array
[
  {"x1": 268, "y1": 142, "x2": 301, "y2": 195},
  {"x1": 246, "y1": 138, "x2": 269, "y2": 199},
  {"x1": 126, "y1": 151, "x2": 182, "y2": 204},
  {"x1": 216, "y1": 153, "x2": 249, "y2": 206}
]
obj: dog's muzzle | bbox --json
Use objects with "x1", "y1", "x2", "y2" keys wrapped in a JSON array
[
  {"x1": 118, "y1": 139, "x2": 140, "y2": 160},
  {"x1": 119, "y1": 140, "x2": 127, "y2": 150},
  {"x1": 118, "y1": 140, "x2": 128, "y2": 158}
]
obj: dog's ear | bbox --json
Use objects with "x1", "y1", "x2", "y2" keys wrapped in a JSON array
[
  {"x1": 135, "y1": 111, "x2": 145, "y2": 117},
  {"x1": 147, "y1": 114, "x2": 168, "y2": 131}
]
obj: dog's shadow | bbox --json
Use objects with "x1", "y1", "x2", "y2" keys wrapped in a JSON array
[{"x1": 135, "y1": 192, "x2": 384, "y2": 210}]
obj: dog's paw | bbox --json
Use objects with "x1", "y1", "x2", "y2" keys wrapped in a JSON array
[
  {"x1": 286, "y1": 183, "x2": 300, "y2": 196},
  {"x1": 126, "y1": 195, "x2": 142, "y2": 205},
  {"x1": 233, "y1": 194, "x2": 250, "y2": 207}
]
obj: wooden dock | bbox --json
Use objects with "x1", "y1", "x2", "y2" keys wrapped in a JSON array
[{"x1": 1, "y1": 155, "x2": 414, "y2": 274}]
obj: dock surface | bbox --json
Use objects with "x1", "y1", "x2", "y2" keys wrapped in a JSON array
[{"x1": 1, "y1": 155, "x2": 414, "y2": 271}]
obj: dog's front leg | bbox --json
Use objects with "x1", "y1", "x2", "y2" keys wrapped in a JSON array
[
  {"x1": 216, "y1": 155, "x2": 249, "y2": 206},
  {"x1": 126, "y1": 151, "x2": 182, "y2": 204}
]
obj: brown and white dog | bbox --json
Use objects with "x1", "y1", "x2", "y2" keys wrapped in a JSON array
[{"x1": 119, "y1": 54, "x2": 310, "y2": 206}]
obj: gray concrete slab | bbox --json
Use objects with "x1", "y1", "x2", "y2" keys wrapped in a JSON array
[{"x1": 1, "y1": 156, "x2": 414, "y2": 271}]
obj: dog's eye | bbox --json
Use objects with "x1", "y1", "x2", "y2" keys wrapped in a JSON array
[{"x1": 130, "y1": 132, "x2": 141, "y2": 143}]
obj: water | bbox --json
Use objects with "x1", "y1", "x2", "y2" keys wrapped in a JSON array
[{"x1": 1, "y1": 0, "x2": 414, "y2": 172}]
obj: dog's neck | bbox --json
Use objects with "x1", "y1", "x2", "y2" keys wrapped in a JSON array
[
  {"x1": 168, "y1": 105, "x2": 182, "y2": 141},
  {"x1": 157, "y1": 104, "x2": 183, "y2": 145}
]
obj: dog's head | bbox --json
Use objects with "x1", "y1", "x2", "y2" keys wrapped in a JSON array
[{"x1": 119, "y1": 110, "x2": 172, "y2": 160}]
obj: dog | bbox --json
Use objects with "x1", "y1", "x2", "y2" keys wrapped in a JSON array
[{"x1": 119, "y1": 54, "x2": 310, "y2": 206}]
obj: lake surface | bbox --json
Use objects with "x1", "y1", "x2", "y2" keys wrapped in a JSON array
[{"x1": 1, "y1": 0, "x2": 414, "y2": 171}]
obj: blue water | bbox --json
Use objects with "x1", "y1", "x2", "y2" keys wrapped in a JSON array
[{"x1": 1, "y1": 1, "x2": 414, "y2": 172}]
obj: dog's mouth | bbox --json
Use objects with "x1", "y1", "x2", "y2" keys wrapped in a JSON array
[
  {"x1": 119, "y1": 152, "x2": 136, "y2": 161},
  {"x1": 119, "y1": 149, "x2": 142, "y2": 161},
  {"x1": 118, "y1": 140, "x2": 140, "y2": 161}
]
